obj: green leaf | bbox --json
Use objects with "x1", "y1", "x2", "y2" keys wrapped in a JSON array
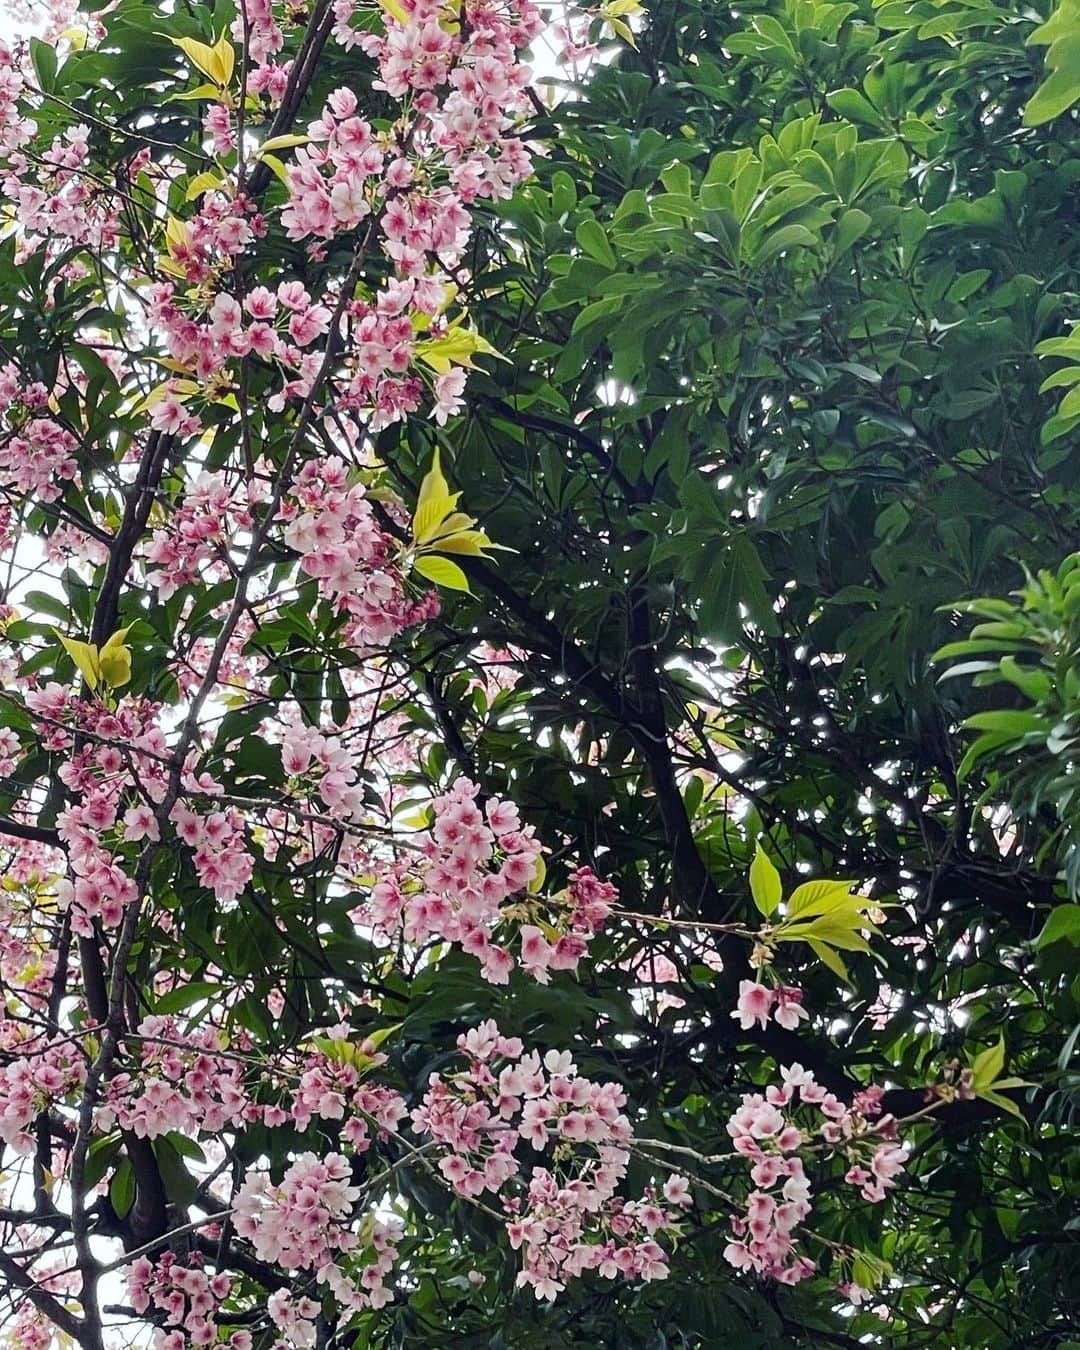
[
  {"x1": 1023, "y1": 0, "x2": 1080, "y2": 128},
  {"x1": 749, "y1": 841, "x2": 782, "y2": 917},
  {"x1": 30, "y1": 37, "x2": 59, "y2": 91},
  {"x1": 575, "y1": 220, "x2": 616, "y2": 268},
  {"x1": 976, "y1": 1088, "x2": 1027, "y2": 1122},
  {"x1": 807, "y1": 938, "x2": 850, "y2": 983},
  {"x1": 962, "y1": 710, "x2": 1048, "y2": 735},
  {"x1": 752, "y1": 223, "x2": 817, "y2": 266},
  {"x1": 970, "y1": 1035, "x2": 1006, "y2": 1090},
  {"x1": 834, "y1": 208, "x2": 872, "y2": 256},
  {"x1": 826, "y1": 88, "x2": 884, "y2": 128},
  {"x1": 852, "y1": 1253, "x2": 879, "y2": 1290},
  {"x1": 154, "y1": 980, "x2": 220, "y2": 1014},
  {"x1": 83, "y1": 1134, "x2": 121, "y2": 1191},
  {"x1": 1035, "y1": 904, "x2": 1080, "y2": 949},
  {"x1": 787, "y1": 878, "x2": 856, "y2": 918},
  {"x1": 698, "y1": 535, "x2": 777, "y2": 640},
  {"x1": 998, "y1": 656, "x2": 1052, "y2": 703},
  {"x1": 110, "y1": 1159, "x2": 136, "y2": 1219}
]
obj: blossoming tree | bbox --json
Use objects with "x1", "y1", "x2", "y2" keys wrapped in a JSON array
[{"x1": 0, "y1": 0, "x2": 1076, "y2": 1345}]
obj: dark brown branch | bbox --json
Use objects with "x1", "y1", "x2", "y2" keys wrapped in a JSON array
[
  {"x1": 244, "y1": 0, "x2": 335, "y2": 200},
  {"x1": 0, "y1": 817, "x2": 60, "y2": 847},
  {"x1": 0, "y1": 1248, "x2": 85, "y2": 1340}
]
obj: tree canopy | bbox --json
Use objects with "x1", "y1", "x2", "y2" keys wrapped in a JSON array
[{"x1": 0, "y1": 0, "x2": 1077, "y2": 1346}]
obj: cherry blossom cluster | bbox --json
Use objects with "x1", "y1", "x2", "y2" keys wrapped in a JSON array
[
  {"x1": 362, "y1": 778, "x2": 618, "y2": 983},
  {"x1": 334, "y1": 277, "x2": 449, "y2": 429},
  {"x1": 355, "y1": 0, "x2": 539, "y2": 200},
  {"x1": 127, "y1": 1252, "x2": 251, "y2": 1350},
  {"x1": 99, "y1": 1016, "x2": 260, "y2": 1140},
  {"x1": 267, "y1": 1292, "x2": 324, "y2": 1350},
  {"x1": 23, "y1": 682, "x2": 259, "y2": 925},
  {"x1": 282, "y1": 89, "x2": 387, "y2": 242},
  {"x1": 411, "y1": 1019, "x2": 688, "y2": 1300},
  {"x1": 291, "y1": 1031, "x2": 408, "y2": 1151},
  {"x1": 3, "y1": 1260, "x2": 77, "y2": 1350},
  {"x1": 145, "y1": 470, "x2": 268, "y2": 599},
  {"x1": 0, "y1": 842, "x2": 58, "y2": 1004},
  {"x1": 0, "y1": 362, "x2": 78, "y2": 499},
  {"x1": 153, "y1": 195, "x2": 266, "y2": 291},
  {"x1": 280, "y1": 455, "x2": 438, "y2": 649},
  {"x1": 723, "y1": 1061, "x2": 909, "y2": 1283},
  {"x1": 549, "y1": 2, "x2": 604, "y2": 65},
  {"x1": 0, "y1": 1025, "x2": 86, "y2": 1153},
  {"x1": 234, "y1": 1151, "x2": 403, "y2": 1312},
  {"x1": 8, "y1": 1299, "x2": 60, "y2": 1350},
  {"x1": 170, "y1": 801, "x2": 255, "y2": 904},
  {"x1": 81, "y1": 1012, "x2": 413, "y2": 1158},
  {"x1": 280, "y1": 720, "x2": 371, "y2": 814},
  {"x1": 4, "y1": 0, "x2": 97, "y2": 47},
  {"x1": 731, "y1": 977, "x2": 808, "y2": 1032},
  {"x1": 0, "y1": 79, "x2": 120, "y2": 256},
  {"x1": 231, "y1": 0, "x2": 284, "y2": 76},
  {"x1": 137, "y1": 0, "x2": 542, "y2": 456},
  {"x1": 518, "y1": 864, "x2": 616, "y2": 982},
  {"x1": 507, "y1": 1164, "x2": 676, "y2": 1300}
]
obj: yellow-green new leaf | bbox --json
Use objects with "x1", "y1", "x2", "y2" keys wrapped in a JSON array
[
  {"x1": 185, "y1": 171, "x2": 225, "y2": 201},
  {"x1": 98, "y1": 627, "x2": 133, "y2": 689},
  {"x1": 132, "y1": 379, "x2": 199, "y2": 417},
  {"x1": 528, "y1": 854, "x2": 546, "y2": 894},
  {"x1": 311, "y1": 1035, "x2": 354, "y2": 1065},
  {"x1": 363, "y1": 1022, "x2": 401, "y2": 1052},
  {"x1": 607, "y1": 16, "x2": 639, "y2": 46},
  {"x1": 976, "y1": 1088, "x2": 1026, "y2": 1122},
  {"x1": 100, "y1": 624, "x2": 133, "y2": 651},
  {"x1": 210, "y1": 33, "x2": 235, "y2": 85},
  {"x1": 57, "y1": 634, "x2": 100, "y2": 690},
  {"x1": 412, "y1": 492, "x2": 462, "y2": 543},
  {"x1": 168, "y1": 82, "x2": 223, "y2": 103},
  {"x1": 807, "y1": 937, "x2": 850, "y2": 984},
  {"x1": 781, "y1": 895, "x2": 882, "y2": 936},
  {"x1": 416, "y1": 327, "x2": 504, "y2": 375},
  {"x1": 787, "y1": 878, "x2": 856, "y2": 918},
  {"x1": 256, "y1": 153, "x2": 291, "y2": 188},
  {"x1": 417, "y1": 449, "x2": 450, "y2": 510},
  {"x1": 970, "y1": 1035, "x2": 1006, "y2": 1090},
  {"x1": 378, "y1": 0, "x2": 410, "y2": 24},
  {"x1": 168, "y1": 35, "x2": 224, "y2": 84},
  {"x1": 102, "y1": 652, "x2": 131, "y2": 689},
  {"x1": 422, "y1": 509, "x2": 475, "y2": 541},
  {"x1": 259, "y1": 133, "x2": 313, "y2": 154},
  {"x1": 432, "y1": 529, "x2": 496, "y2": 556},
  {"x1": 164, "y1": 215, "x2": 189, "y2": 256},
  {"x1": 781, "y1": 917, "x2": 873, "y2": 952},
  {"x1": 749, "y1": 841, "x2": 782, "y2": 917},
  {"x1": 414, "y1": 554, "x2": 471, "y2": 593}
]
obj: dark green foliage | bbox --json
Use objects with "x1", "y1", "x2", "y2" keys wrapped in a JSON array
[{"x1": 376, "y1": 2, "x2": 1079, "y2": 1342}]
